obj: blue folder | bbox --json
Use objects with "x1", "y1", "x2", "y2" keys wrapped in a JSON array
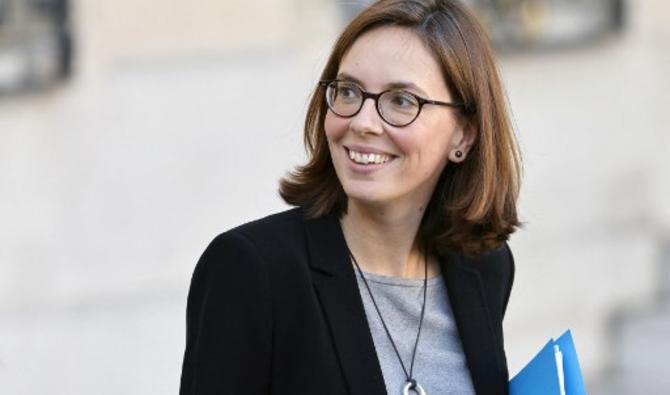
[{"x1": 509, "y1": 330, "x2": 588, "y2": 395}]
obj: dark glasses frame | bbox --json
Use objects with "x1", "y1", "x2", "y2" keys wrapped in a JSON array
[{"x1": 319, "y1": 79, "x2": 469, "y2": 127}]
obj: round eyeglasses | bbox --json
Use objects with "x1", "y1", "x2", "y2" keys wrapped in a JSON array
[{"x1": 320, "y1": 79, "x2": 467, "y2": 127}]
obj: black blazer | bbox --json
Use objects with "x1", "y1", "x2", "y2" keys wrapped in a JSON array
[{"x1": 180, "y1": 207, "x2": 514, "y2": 395}]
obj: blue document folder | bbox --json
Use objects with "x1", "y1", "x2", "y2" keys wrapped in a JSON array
[{"x1": 509, "y1": 330, "x2": 588, "y2": 395}]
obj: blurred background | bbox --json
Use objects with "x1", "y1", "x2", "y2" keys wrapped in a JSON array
[{"x1": 0, "y1": 0, "x2": 668, "y2": 393}]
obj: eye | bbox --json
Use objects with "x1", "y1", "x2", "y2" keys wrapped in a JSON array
[
  {"x1": 336, "y1": 83, "x2": 359, "y2": 99},
  {"x1": 386, "y1": 91, "x2": 418, "y2": 109}
]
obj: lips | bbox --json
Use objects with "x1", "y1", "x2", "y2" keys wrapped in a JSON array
[
  {"x1": 347, "y1": 148, "x2": 392, "y2": 164},
  {"x1": 343, "y1": 145, "x2": 397, "y2": 166}
]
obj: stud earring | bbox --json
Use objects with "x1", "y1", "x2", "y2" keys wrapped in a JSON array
[{"x1": 455, "y1": 150, "x2": 463, "y2": 158}]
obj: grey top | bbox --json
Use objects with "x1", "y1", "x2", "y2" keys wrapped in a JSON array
[{"x1": 355, "y1": 269, "x2": 476, "y2": 395}]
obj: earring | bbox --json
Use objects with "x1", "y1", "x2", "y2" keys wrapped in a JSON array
[{"x1": 455, "y1": 150, "x2": 463, "y2": 158}]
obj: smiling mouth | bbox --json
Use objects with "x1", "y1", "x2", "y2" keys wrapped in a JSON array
[{"x1": 345, "y1": 147, "x2": 395, "y2": 165}]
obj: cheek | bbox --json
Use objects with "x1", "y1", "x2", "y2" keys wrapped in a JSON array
[
  {"x1": 324, "y1": 112, "x2": 348, "y2": 143},
  {"x1": 391, "y1": 122, "x2": 453, "y2": 165},
  {"x1": 386, "y1": 125, "x2": 435, "y2": 157}
]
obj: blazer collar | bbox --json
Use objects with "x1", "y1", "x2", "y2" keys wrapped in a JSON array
[
  {"x1": 304, "y1": 210, "x2": 503, "y2": 395},
  {"x1": 442, "y1": 250, "x2": 506, "y2": 395},
  {"x1": 304, "y1": 211, "x2": 387, "y2": 394}
]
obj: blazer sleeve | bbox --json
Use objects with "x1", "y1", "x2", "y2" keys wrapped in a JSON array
[{"x1": 179, "y1": 231, "x2": 273, "y2": 395}]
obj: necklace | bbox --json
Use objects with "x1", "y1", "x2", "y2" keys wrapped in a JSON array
[{"x1": 348, "y1": 247, "x2": 429, "y2": 395}]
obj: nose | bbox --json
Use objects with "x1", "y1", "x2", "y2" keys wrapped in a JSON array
[{"x1": 349, "y1": 97, "x2": 384, "y2": 135}]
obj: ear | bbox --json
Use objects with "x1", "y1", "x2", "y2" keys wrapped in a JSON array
[{"x1": 447, "y1": 120, "x2": 477, "y2": 163}]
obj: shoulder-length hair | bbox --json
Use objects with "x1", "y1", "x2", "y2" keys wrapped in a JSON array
[{"x1": 279, "y1": 0, "x2": 522, "y2": 256}]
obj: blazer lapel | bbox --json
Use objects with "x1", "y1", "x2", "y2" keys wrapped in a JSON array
[
  {"x1": 304, "y1": 212, "x2": 387, "y2": 395},
  {"x1": 442, "y1": 251, "x2": 505, "y2": 395}
]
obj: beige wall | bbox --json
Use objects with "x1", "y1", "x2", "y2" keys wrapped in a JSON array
[{"x1": 75, "y1": 0, "x2": 338, "y2": 73}]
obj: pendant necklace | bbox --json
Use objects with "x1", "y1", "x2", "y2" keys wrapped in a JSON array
[{"x1": 349, "y1": 246, "x2": 429, "y2": 395}]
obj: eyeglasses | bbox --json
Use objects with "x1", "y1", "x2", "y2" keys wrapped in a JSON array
[{"x1": 320, "y1": 79, "x2": 467, "y2": 127}]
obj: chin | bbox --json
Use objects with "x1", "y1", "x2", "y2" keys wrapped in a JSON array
[{"x1": 342, "y1": 185, "x2": 393, "y2": 206}]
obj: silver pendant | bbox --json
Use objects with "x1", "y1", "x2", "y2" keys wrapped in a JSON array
[{"x1": 402, "y1": 380, "x2": 427, "y2": 395}]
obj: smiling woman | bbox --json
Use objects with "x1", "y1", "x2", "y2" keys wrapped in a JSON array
[
  {"x1": 323, "y1": 26, "x2": 474, "y2": 231},
  {"x1": 180, "y1": 1, "x2": 522, "y2": 395}
]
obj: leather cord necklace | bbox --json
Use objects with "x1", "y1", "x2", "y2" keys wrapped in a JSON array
[{"x1": 349, "y1": 247, "x2": 429, "y2": 395}]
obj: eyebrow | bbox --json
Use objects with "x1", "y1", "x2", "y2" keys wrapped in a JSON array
[{"x1": 335, "y1": 72, "x2": 429, "y2": 97}]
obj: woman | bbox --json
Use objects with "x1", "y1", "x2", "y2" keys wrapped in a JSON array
[{"x1": 179, "y1": 0, "x2": 521, "y2": 394}]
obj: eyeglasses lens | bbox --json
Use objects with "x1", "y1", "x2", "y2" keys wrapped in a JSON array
[
  {"x1": 326, "y1": 81, "x2": 361, "y2": 117},
  {"x1": 378, "y1": 91, "x2": 419, "y2": 126}
]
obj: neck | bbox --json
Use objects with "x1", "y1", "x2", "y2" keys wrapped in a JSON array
[{"x1": 340, "y1": 199, "x2": 437, "y2": 279}]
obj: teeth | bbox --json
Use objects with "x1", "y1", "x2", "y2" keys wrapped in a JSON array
[{"x1": 347, "y1": 149, "x2": 391, "y2": 165}]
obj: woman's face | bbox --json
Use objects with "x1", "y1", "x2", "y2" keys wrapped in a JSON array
[{"x1": 325, "y1": 26, "x2": 473, "y2": 210}]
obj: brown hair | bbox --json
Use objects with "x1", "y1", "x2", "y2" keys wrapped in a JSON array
[{"x1": 279, "y1": 0, "x2": 522, "y2": 256}]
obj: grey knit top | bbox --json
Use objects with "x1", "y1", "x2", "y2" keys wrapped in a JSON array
[{"x1": 354, "y1": 269, "x2": 476, "y2": 395}]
